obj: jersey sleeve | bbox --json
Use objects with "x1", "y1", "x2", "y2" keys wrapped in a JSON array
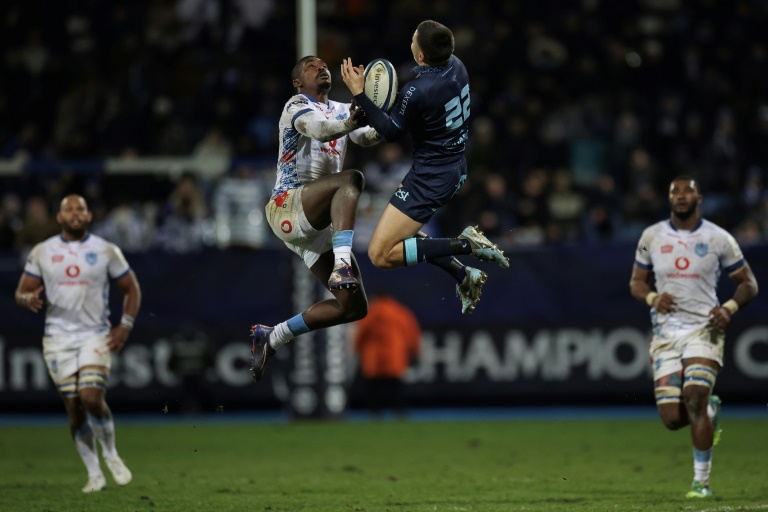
[
  {"x1": 107, "y1": 244, "x2": 132, "y2": 280},
  {"x1": 634, "y1": 229, "x2": 653, "y2": 269},
  {"x1": 353, "y1": 92, "x2": 407, "y2": 142},
  {"x1": 719, "y1": 232, "x2": 746, "y2": 274},
  {"x1": 285, "y1": 96, "x2": 314, "y2": 127},
  {"x1": 23, "y1": 243, "x2": 44, "y2": 278},
  {"x1": 389, "y1": 85, "x2": 419, "y2": 132},
  {"x1": 348, "y1": 126, "x2": 382, "y2": 147},
  {"x1": 289, "y1": 97, "x2": 356, "y2": 142}
]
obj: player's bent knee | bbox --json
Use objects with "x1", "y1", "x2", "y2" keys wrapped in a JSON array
[
  {"x1": 661, "y1": 417, "x2": 686, "y2": 430},
  {"x1": 368, "y1": 247, "x2": 396, "y2": 269},
  {"x1": 655, "y1": 386, "x2": 686, "y2": 429},
  {"x1": 345, "y1": 169, "x2": 365, "y2": 190},
  {"x1": 367, "y1": 248, "x2": 386, "y2": 268}
]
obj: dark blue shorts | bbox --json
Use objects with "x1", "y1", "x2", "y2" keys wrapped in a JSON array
[{"x1": 388, "y1": 159, "x2": 468, "y2": 224}]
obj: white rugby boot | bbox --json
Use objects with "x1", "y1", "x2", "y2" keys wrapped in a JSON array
[
  {"x1": 105, "y1": 456, "x2": 133, "y2": 486},
  {"x1": 82, "y1": 473, "x2": 106, "y2": 493}
]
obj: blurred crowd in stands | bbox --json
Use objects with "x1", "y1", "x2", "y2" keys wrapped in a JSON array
[{"x1": 1, "y1": 0, "x2": 767, "y2": 258}]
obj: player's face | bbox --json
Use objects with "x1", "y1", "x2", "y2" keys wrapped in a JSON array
[
  {"x1": 57, "y1": 196, "x2": 92, "y2": 239},
  {"x1": 298, "y1": 59, "x2": 331, "y2": 92},
  {"x1": 669, "y1": 179, "x2": 701, "y2": 220}
]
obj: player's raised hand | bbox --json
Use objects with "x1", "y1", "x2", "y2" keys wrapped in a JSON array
[
  {"x1": 341, "y1": 58, "x2": 365, "y2": 95},
  {"x1": 652, "y1": 292, "x2": 677, "y2": 314},
  {"x1": 707, "y1": 306, "x2": 732, "y2": 330}
]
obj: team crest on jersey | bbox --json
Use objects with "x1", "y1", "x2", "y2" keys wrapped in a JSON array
[
  {"x1": 85, "y1": 252, "x2": 98, "y2": 265},
  {"x1": 695, "y1": 243, "x2": 708, "y2": 257}
]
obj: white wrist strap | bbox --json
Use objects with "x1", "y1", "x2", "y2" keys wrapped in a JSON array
[{"x1": 722, "y1": 299, "x2": 739, "y2": 315}]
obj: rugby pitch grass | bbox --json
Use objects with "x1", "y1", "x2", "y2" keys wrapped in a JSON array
[{"x1": 1, "y1": 416, "x2": 766, "y2": 511}]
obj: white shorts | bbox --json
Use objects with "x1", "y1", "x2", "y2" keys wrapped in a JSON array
[
  {"x1": 265, "y1": 187, "x2": 332, "y2": 269},
  {"x1": 42, "y1": 334, "x2": 112, "y2": 385},
  {"x1": 650, "y1": 327, "x2": 724, "y2": 380}
]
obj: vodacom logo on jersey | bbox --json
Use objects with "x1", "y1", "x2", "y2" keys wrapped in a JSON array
[
  {"x1": 675, "y1": 257, "x2": 690, "y2": 270},
  {"x1": 66, "y1": 265, "x2": 81, "y2": 277},
  {"x1": 281, "y1": 220, "x2": 292, "y2": 233}
]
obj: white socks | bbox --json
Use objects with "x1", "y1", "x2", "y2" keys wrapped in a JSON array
[
  {"x1": 269, "y1": 321, "x2": 295, "y2": 350},
  {"x1": 333, "y1": 248, "x2": 352, "y2": 268},
  {"x1": 74, "y1": 423, "x2": 102, "y2": 477},
  {"x1": 88, "y1": 413, "x2": 118, "y2": 460}
]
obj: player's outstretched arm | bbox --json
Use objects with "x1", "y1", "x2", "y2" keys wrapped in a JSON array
[{"x1": 294, "y1": 112, "x2": 363, "y2": 143}]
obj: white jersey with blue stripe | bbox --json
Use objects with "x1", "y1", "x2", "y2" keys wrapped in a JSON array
[
  {"x1": 271, "y1": 94, "x2": 354, "y2": 200},
  {"x1": 24, "y1": 233, "x2": 131, "y2": 339},
  {"x1": 634, "y1": 218, "x2": 746, "y2": 336}
]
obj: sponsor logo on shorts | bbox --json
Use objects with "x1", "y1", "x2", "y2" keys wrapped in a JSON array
[
  {"x1": 395, "y1": 189, "x2": 409, "y2": 201},
  {"x1": 85, "y1": 252, "x2": 97, "y2": 265},
  {"x1": 661, "y1": 244, "x2": 673, "y2": 253},
  {"x1": 281, "y1": 220, "x2": 293, "y2": 233},
  {"x1": 695, "y1": 243, "x2": 708, "y2": 257}
]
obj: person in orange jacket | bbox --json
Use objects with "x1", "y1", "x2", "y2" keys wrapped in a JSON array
[{"x1": 352, "y1": 293, "x2": 421, "y2": 418}]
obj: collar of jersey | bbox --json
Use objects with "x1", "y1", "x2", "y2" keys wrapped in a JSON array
[
  {"x1": 302, "y1": 93, "x2": 327, "y2": 107},
  {"x1": 668, "y1": 218, "x2": 703, "y2": 233},
  {"x1": 59, "y1": 233, "x2": 91, "y2": 243},
  {"x1": 412, "y1": 59, "x2": 451, "y2": 76}
]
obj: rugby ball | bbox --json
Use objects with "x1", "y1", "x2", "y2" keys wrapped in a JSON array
[{"x1": 363, "y1": 58, "x2": 398, "y2": 112}]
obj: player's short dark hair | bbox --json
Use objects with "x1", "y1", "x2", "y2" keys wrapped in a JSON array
[
  {"x1": 416, "y1": 20, "x2": 454, "y2": 66},
  {"x1": 671, "y1": 174, "x2": 699, "y2": 192}
]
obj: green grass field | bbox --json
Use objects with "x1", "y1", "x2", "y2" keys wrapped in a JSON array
[{"x1": 1, "y1": 417, "x2": 766, "y2": 512}]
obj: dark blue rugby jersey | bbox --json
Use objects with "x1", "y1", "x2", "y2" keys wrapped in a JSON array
[{"x1": 355, "y1": 55, "x2": 470, "y2": 167}]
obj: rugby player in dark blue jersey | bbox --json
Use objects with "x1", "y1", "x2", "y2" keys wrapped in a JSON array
[{"x1": 341, "y1": 20, "x2": 509, "y2": 315}]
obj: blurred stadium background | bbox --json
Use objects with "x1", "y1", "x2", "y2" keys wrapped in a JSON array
[{"x1": 1, "y1": 0, "x2": 767, "y2": 419}]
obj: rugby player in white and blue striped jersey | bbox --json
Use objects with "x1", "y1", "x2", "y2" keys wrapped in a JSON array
[{"x1": 629, "y1": 176, "x2": 758, "y2": 498}]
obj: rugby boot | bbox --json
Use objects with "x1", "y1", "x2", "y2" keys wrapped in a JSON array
[
  {"x1": 458, "y1": 226, "x2": 510, "y2": 268},
  {"x1": 82, "y1": 473, "x2": 106, "y2": 493},
  {"x1": 250, "y1": 324, "x2": 276, "y2": 382},
  {"x1": 685, "y1": 481, "x2": 713, "y2": 498},
  {"x1": 456, "y1": 266, "x2": 488, "y2": 315},
  {"x1": 105, "y1": 456, "x2": 132, "y2": 486},
  {"x1": 328, "y1": 259, "x2": 359, "y2": 290}
]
